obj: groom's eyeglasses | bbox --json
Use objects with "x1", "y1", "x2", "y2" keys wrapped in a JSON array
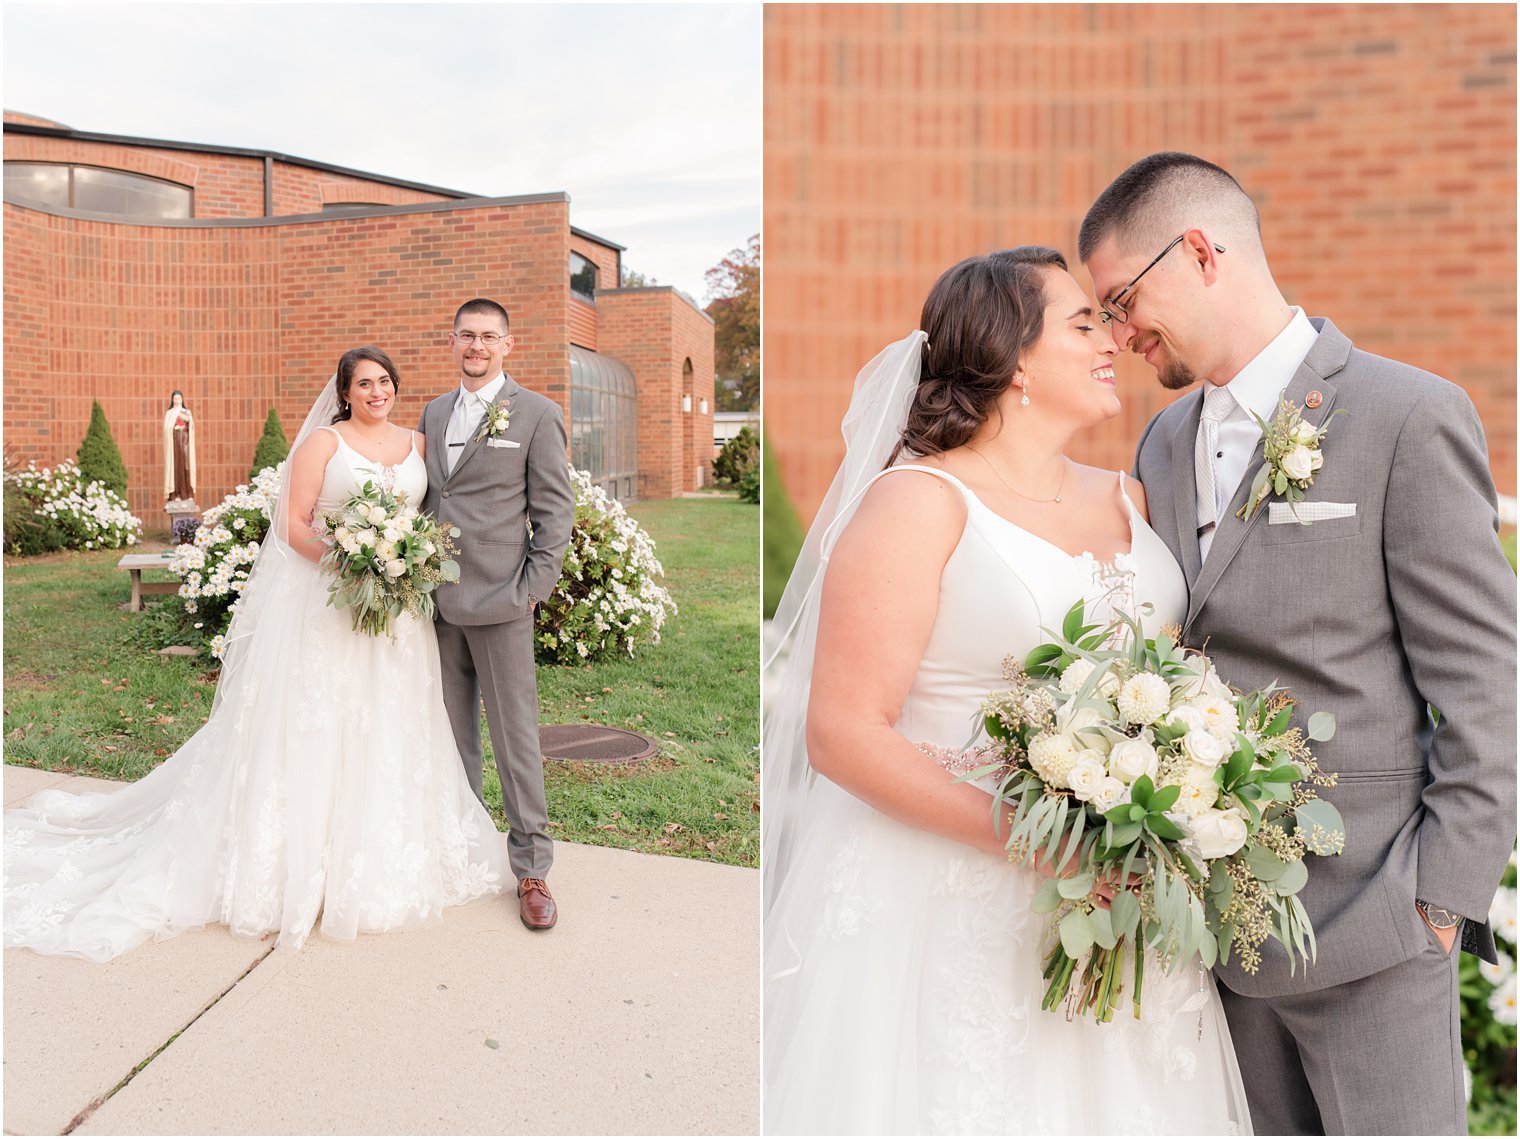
[
  {"x1": 453, "y1": 331, "x2": 505, "y2": 346},
  {"x1": 1099, "y1": 234, "x2": 1226, "y2": 325}
]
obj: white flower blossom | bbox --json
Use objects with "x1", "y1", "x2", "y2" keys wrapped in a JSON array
[{"x1": 1117, "y1": 673, "x2": 1172, "y2": 726}]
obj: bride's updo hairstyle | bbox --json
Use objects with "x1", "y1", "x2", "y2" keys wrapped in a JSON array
[
  {"x1": 331, "y1": 346, "x2": 402, "y2": 423},
  {"x1": 889, "y1": 245, "x2": 1067, "y2": 464}
]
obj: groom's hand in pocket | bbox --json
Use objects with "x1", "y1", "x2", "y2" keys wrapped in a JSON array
[{"x1": 1416, "y1": 903, "x2": 1461, "y2": 954}]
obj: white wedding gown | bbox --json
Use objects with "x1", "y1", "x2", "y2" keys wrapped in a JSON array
[
  {"x1": 764, "y1": 466, "x2": 1252, "y2": 1135},
  {"x1": 4, "y1": 430, "x2": 507, "y2": 962}
]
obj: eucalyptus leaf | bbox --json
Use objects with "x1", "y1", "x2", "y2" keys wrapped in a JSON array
[
  {"x1": 1273, "y1": 857, "x2": 1309, "y2": 896},
  {"x1": 1307, "y1": 711, "x2": 1336, "y2": 742},
  {"x1": 1088, "y1": 905, "x2": 1117, "y2": 950},
  {"x1": 1031, "y1": 878, "x2": 1064, "y2": 914},
  {"x1": 1245, "y1": 845, "x2": 1288, "y2": 882},
  {"x1": 1059, "y1": 908, "x2": 1095, "y2": 957},
  {"x1": 1294, "y1": 799, "x2": 1347, "y2": 856},
  {"x1": 1058, "y1": 871, "x2": 1096, "y2": 900},
  {"x1": 1110, "y1": 889, "x2": 1141, "y2": 941}
]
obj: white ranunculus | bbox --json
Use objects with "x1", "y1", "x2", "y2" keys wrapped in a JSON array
[
  {"x1": 384, "y1": 559, "x2": 407, "y2": 578},
  {"x1": 1292, "y1": 420, "x2": 1318, "y2": 445},
  {"x1": 377, "y1": 541, "x2": 398, "y2": 562},
  {"x1": 1188, "y1": 808, "x2": 1250, "y2": 859},
  {"x1": 1109, "y1": 737, "x2": 1159, "y2": 784},
  {"x1": 1090, "y1": 777, "x2": 1127, "y2": 812},
  {"x1": 1187, "y1": 696, "x2": 1239, "y2": 743},
  {"x1": 1067, "y1": 756, "x2": 1107, "y2": 802},
  {"x1": 1176, "y1": 776, "x2": 1221, "y2": 818},
  {"x1": 1117, "y1": 673, "x2": 1172, "y2": 726},
  {"x1": 1182, "y1": 729, "x2": 1230, "y2": 767},
  {"x1": 1058, "y1": 659, "x2": 1096, "y2": 695},
  {"x1": 1280, "y1": 445, "x2": 1315, "y2": 481}
]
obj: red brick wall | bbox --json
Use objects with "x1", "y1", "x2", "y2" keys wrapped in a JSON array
[
  {"x1": 3, "y1": 132, "x2": 457, "y2": 219},
  {"x1": 598, "y1": 288, "x2": 717, "y2": 498},
  {"x1": 4, "y1": 196, "x2": 574, "y2": 518},
  {"x1": 765, "y1": 3, "x2": 1517, "y2": 521},
  {"x1": 569, "y1": 297, "x2": 598, "y2": 350}
]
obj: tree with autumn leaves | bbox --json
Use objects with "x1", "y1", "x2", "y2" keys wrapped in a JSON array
[{"x1": 705, "y1": 234, "x2": 759, "y2": 412}]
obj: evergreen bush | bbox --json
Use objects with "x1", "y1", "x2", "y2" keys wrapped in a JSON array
[
  {"x1": 250, "y1": 408, "x2": 289, "y2": 479},
  {"x1": 76, "y1": 401, "x2": 129, "y2": 497}
]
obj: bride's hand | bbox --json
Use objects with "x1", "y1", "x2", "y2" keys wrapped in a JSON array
[{"x1": 1032, "y1": 852, "x2": 1139, "y2": 910}]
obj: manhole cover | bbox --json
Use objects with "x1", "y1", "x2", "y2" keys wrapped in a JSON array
[{"x1": 539, "y1": 724, "x2": 658, "y2": 764}]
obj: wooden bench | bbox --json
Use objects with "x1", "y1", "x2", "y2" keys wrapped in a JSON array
[{"x1": 117, "y1": 551, "x2": 181, "y2": 612}]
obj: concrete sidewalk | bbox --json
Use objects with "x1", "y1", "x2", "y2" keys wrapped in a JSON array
[{"x1": 2, "y1": 765, "x2": 759, "y2": 1136}]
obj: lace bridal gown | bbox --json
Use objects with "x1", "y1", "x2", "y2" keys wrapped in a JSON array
[
  {"x1": 763, "y1": 465, "x2": 1252, "y2": 1136},
  {"x1": 4, "y1": 426, "x2": 507, "y2": 962}
]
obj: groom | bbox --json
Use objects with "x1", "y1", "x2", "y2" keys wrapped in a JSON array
[
  {"x1": 420, "y1": 298, "x2": 574, "y2": 930},
  {"x1": 1081, "y1": 153, "x2": 1516, "y2": 1134}
]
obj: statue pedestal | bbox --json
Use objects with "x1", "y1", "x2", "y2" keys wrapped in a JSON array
[{"x1": 164, "y1": 499, "x2": 200, "y2": 518}]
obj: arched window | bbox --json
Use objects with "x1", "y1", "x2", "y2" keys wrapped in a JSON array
[
  {"x1": 3, "y1": 162, "x2": 192, "y2": 219},
  {"x1": 569, "y1": 346, "x2": 639, "y2": 500},
  {"x1": 570, "y1": 252, "x2": 598, "y2": 301}
]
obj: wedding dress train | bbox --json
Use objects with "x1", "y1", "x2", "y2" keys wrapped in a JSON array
[{"x1": 4, "y1": 428, "x2": 507, "y2": 962}]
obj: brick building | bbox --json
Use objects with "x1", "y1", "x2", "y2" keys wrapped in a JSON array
[
  {"x1": 765, "y1": 4, "x2": 1516, "y2": 522},
  {"x1": 3, "y1": 113, "x2": 715, "y2": 517}
]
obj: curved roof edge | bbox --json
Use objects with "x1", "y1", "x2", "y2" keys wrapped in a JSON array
[
  {"x1": 4, "y1": 120, "x2": 475, "y2": 200},
  {"x1": 3, "y1": 191, "x2": 571, "y2": 229}
]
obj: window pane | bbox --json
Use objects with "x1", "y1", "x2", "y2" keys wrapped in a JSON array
[
  {"x1": 4, "y1": 163, "x2": 69, "y2": 208},
  {"x1": 69, "y1": 167, "x2": 191, "y2": 219},
  {"x1": 570, "y1": 252, "x2": 598, "y2": 300}
]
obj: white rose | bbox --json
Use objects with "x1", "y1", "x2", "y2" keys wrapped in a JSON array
[
  {"x1": 384, "y1": 559, "x2": 407, "y2": 578},
  {"x1": 1188, "y1": 808, "x2": 1250, "y2": 859},
  {"x1": 1057, "y1": 703, "x2": 1104, "y2": 737},
  {"x1": 340, "y1": 534, "x2": 360, "y2": 554},
  {"x1": 1181, "y1": 729, "x2": 1230, "y2": 768},
  {"x1": 1117, "y1": 673, "x2": 1172, "y2": 726},
  {"x1": 366, "y1": 505, "x2": 388, "y2": 526},
  {"x1": 1291, "y1": 420, "x2": 1318, "y2": 445},
  {"x1": 355, "y1": 528, "x2": 378, "y2": 548},
  {"x1": 1168, "y1": 705, "x2": 1209, "y2": 735},
  {"x1": 1067, "y1": 756, "x2": 1107, "y2": 802},
  {"x1": 1109, "y1": 737, "x2": 1159, "y2": 784},
  {"x1": 1090, "y1": 777, "x2": 1127, "y2": 813},
  {"x1": 382, "y1": 525, "x2": 401, "y2": 542},
  {"x1": 1280, "y1": 445, "x2": 1315, "y2": 481},
  {"x1": 1309, "y1": 448, "x2": 1324, "y2": 471}
]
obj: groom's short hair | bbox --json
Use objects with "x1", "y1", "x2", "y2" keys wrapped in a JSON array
[
  {"x1": 1078, "y1": 152, "x2": 1263, "y2": 264},
  {"x1": 454, "y1": 298, "x2": 511, "y2": 333}
]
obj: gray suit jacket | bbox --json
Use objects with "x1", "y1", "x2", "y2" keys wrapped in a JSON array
[
  {"x1": 1134, "y1": 318, "x2": 1516, "y2": 998},
  {"x1": 419, "y1": 374, "x2": 574, "y2": 626}
]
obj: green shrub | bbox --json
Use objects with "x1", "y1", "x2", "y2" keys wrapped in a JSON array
[
  {"x1": 3, "y1": 460, "x2": 142, "y2": 555},
  {"x1": 250, "y1": 407, "x2": 289, "y2": 480},
  {"x1": 762, "y1": 434, "x2": 805, "y2": 618},
  {"x1": 713, "y1": 425, "x2": 758, "y2": 487},
  {"x1": 76, "y1": 401, "x2": 129, "y2": 497},
  {"x1": 737, "y1": 462, "x2": 759, "y2": 504}
]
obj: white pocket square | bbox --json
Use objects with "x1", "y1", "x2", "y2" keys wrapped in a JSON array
[
  {"x1": 1268, "y1": 500, "x2": 1356, "y2": 524},
  {"x1": 486, "y1": 438, "x2": 521, "y2": 449}
]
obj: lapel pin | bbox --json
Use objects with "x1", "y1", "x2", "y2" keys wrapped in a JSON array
[{"x1": 1305, "y1": 390, "x2": 1323, "y2": 409}]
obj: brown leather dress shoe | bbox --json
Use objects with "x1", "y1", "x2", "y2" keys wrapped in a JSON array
[{"x1": 517, "y1": 878, "x2": 557, "y2": 930}]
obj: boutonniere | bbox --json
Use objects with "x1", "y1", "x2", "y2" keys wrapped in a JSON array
[
  {"x1": 474, "y1": 399, "x2": 511, "y2": 442},
  {"x1": 1238, "y1": 397, "x2": 1346, "y2": 522}
]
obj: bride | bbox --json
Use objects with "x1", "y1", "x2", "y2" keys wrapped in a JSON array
[
  {"x1": 763, "y1": 247, "x2": 1251, "y2": 1134},
  {"x1": 4, "y1": 347, "x2": 507, "y2": 962}
]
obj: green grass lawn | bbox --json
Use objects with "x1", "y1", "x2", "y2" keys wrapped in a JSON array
[{"x1": 2, "y1": 494, "x2": 759, "y2": 866}]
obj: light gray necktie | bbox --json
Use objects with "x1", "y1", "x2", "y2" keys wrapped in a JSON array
[
  {"x1": 1195, "y1": 383, "x2": 1236, "y2": 556},
  {"x1": 445, "y1": 391, "x2": 478, "y2": 475}
]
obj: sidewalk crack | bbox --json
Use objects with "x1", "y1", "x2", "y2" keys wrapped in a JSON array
[{"x1": 60, "y1": 944, "x2": 276, "y2": 1135}]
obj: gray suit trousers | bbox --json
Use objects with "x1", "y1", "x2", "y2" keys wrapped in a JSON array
[
  {"x1": 435, "y1": 613, "x2": 552, "y2": 880},
  {"x1": 1217, "y1": 929, "x2": 1466, "y2": 1135}
]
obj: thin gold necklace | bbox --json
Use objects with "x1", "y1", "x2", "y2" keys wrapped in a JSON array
[
  {"x1": 348, "y1": 423, "x2": 394, "y2": 454},
  {"x1": 967, "y1": 446, "x2": 1066, "y2": 505}
]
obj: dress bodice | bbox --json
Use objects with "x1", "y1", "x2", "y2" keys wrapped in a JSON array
[
  {"x1": 314, "y1": 427, "x2": 427, "y2": 517},
  {"x1": 885, "y1": 465, "x2": 1188, "y2": 748}
]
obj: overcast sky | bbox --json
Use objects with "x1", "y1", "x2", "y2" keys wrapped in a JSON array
[{"x1": 3, "y1": 2, "x2": 760, "y2": 302}]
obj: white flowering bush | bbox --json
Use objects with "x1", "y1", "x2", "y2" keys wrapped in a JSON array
[
  {"x1": 167, "y1": 464, "x2": 282, "y2": 641},
  {"x1": 1462, "y1": 851, "x2": 1517, "y2": 1132},
  {"x1": 2, "y1": 459, "x2": 141, "y2": 555},
  {"x1": 535, "y1": 467, "x2": 676, "y2": 665}
]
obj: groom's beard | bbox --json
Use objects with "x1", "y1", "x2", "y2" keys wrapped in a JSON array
[
  {"x1": 1136, "y1": 336, "x2": 1198, "y2": 391},
  {"x1": 461, "y1": 356, "x2": 492, "y2": 378}
]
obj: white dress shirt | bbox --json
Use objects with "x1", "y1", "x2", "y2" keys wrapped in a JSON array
[
  {"x1": 1197, "y1": 308, "x2": 1319, "y2": 558},
  {"x1": 445, "y1": 372, "x2": 507, "y2": 473}
]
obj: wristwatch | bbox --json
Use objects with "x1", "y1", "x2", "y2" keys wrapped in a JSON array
[{"x1": 1415, "y1": 899, "x2": 1464, "y2": 930}]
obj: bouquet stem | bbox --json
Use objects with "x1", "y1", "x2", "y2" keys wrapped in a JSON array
[{"x1": 1041, "y1": 935, "x2": 1136, "y2": 1023}]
